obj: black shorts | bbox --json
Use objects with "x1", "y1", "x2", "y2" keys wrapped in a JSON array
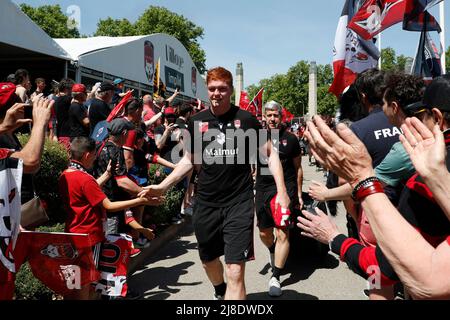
[
  {"x1": 193, "y1": 198, "x2": 255, "y2": 264},
  {"x1": 255, "y1": 187, "x2": 299, "y2": 230}
]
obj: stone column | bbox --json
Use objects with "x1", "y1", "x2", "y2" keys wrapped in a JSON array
[
  {"x1": 308, "y1": 61, "x2": 318, "y2": 119},
  {"x1": 235, "y1": 63, "x2": 244, "y2": 106}
]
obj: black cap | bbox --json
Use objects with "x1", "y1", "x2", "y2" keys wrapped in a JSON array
[
  {"x1": 403, "y1": 75, "x2": 450, "y2": 116},
  {"x1": 107, "y1": 118, "x2": 134, "y2": 136},
  {"x1": 422, "y1": 75, "x2": 450, "y2": 112},
  {"x1": 98, "y1": 81, "x2": 115, "y2": 93}
]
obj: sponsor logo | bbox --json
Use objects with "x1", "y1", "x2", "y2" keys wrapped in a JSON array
[
  {"x1": 144, "y1": 41, "x2": 154, "y2": 83},
  {"x1": 234, "y1": 120, "x2": 241, "y2": 129},
  {"x1": 41, "y1": 244, "x2": 78, "y2": 260},
  {"x1": 204, "y1": 148, "x2": 239, "y2": 158}
]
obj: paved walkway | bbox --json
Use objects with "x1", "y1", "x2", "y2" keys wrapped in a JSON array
[{"x1": 129, "y1": 157, "x2": 367, "y2": 300}]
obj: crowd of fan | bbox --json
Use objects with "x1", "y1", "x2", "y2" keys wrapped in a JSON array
[
  {"x1": 1, "y1": 67, "x2": 449, "y2": 300},
  {"x1": 0, "y1": 69, "x2": 203, "y2": 299}
]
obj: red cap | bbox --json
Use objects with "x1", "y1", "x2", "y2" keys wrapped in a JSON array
[
  {"x1": 270, "y1": 194, "x2": 292, "y2": 228},
  {"x1": 72, "y1": 84, "x2": 87, "y2": 94},
  {"x1": 0, "y1": 83, "x2": 17, "y2": 109},
  {"x1": 164, "y1": 107, "x2": 176, "y2": 116}
]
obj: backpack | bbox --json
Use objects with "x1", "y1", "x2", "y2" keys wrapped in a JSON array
[{"x1": 91, "y1": 120, "x2": 109, "y2": 143}]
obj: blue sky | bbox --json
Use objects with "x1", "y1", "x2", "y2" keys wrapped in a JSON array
[{"x1": 14, "y1": 0, "x2": 450, "y2": 88}]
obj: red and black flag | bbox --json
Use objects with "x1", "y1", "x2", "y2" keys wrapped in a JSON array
[
  {"x1": 247, "y1": 88, "x2": 264, "y2": 117},
  {"x1": 349, "y1": 0, "x2": 407, "y2": 40},
  {"x1": 403, "y1": 0, "x2": 442, "y2": 31},
  {"x1": 411, "y1": 30, "x2": 442, "y2": 81},
  {"x1": 239, "y1": 91, "x2": 250, "y2": 111},
  {"x1": 330, "y1": 0, "x2": 380, "y2": 97}
]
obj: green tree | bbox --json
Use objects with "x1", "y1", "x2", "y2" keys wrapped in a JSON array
[
  {"x1": 19, "y1": 4, "x2": 80, "y2": 38},
  {"x1": 95, "y1": 18, "x2": 136, "y2": 37},
  {"x1": 446, "y1": 46, "x2": 450, "y2": 72},
  {"x1": 317, "y1": 86, "x2": 338, "y2": 116},
  {"x1": 380, "y1": 47, "x2": 412, "y2": 72},
  {"x1": 246, "y1": 61, "x2": 336, "y2": 117},
  {"x1": 381, "y1": 47, "x2": 397, "y2": 71},
  {"x1": 95, "y1": 6, "x2": 206, "y2": 73}
]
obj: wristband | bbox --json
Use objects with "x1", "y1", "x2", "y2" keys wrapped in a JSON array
[{"x1": 352, "y1": 177, "x2": 384, "y2": 202}]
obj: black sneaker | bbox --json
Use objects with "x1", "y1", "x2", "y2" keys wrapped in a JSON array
[{"x1": 171, "y1": 213, "x2": 185, "y2": 225}]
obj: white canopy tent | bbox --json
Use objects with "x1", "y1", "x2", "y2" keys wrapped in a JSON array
[
  {"x1": 55, "y1": 34, "x2": 208, "y2": 101},
  {"x1": 0, "y1": 0, "x2": 207, "y2": 102}
]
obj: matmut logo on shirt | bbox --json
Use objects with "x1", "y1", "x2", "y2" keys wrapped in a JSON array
[
  {"x1": 374, "y1": 127, "x2": 402, "y2": 140},
  {"x1": 204, "y1": 147, "x2": 239, "y2": 158}
]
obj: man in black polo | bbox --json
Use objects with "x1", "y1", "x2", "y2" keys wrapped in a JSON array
[
  {"x1": 145, "y1": 67, "x2": 290, "y2": 300},
  {"x1": 255, "y1": 100, "x2": 303, "y2": 297}
]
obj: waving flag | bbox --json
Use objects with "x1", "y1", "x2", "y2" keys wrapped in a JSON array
[
  {"x1": 329, "y1": 0, "x2": 380, "y2": 97},
  {"x1": 153, "y1": 58, "x2": 167, "y2": 99},
  {"x1": 349, "y1": 0, "x2": 407, "y2": 40},
  {"x1": 247, "y1": 88, "x2": 264, "y2": 117},
  {"x1": 0, "y1": 156, "x2": 22, "y2": 273},
  {"x1": 411, "y1": 31, "x2": 442, "y2": 81},
  {"x1": 282, "y1": 108, "x2": 295, "y2": 123},
  {"x1": 15, "y1": 231, "x2": 100, "y2": 296},
  {"x1": 239, "y1": 91, "x2": 250, "y2": 111},
  {"x1": 403, "y1": 0, "x2": 442, "y2": 31},
  {"x1": 106, "y1": 90, "x2": 134, "y2": 122}
]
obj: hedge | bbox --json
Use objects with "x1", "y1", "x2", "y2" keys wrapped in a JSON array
[{"x1": 17, "y1": 134, "x2": 69, "y2": 224}]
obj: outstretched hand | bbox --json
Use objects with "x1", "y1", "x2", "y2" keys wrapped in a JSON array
[
  {"x1": 0, "y1": 103, "x2": 32, "y2": 133},
  {"x1": 400, "y1": 117, "x2": 446, "y2": 180},
  {"x1": 304, "y1": 116, "x2": 374, "y2": 188},
  {"x1": 139, "y1": 184, "x2": 166, "y2": 198},
  {"x1": 297, "y1": 208, "x2": 341, "y2": 245},
  {"x1": 308, "y1": 180, "x2": 329, "y2": 202}
]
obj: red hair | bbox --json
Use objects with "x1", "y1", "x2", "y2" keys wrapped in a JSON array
[{"x1": 207, "y1": 67, "x2": 233, "y2": 88}]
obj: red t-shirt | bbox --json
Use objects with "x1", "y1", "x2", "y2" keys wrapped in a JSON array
[
  {"x1": 123, "y1": 129, "x2": 137, "y2": 151},
  {"x1": 143, "y1": 104, "x2": 157, "y2": 139},
  {"x1": 447, "y1": 236, "x2": 450, "y2": 246},
  {"x1": 59, "y1": 170, "x2": 107, "y2": 245}
]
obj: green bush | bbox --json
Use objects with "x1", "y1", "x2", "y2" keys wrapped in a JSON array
[
  {"x1": 14, "y1": 223, "x2": 65, "y2": 300},
  {"x1": 17, "y1": 135, "x2": 69, "y2": 224},
  {"x1": 145, "y1": 165, "x2": 184, "y2": 225}
]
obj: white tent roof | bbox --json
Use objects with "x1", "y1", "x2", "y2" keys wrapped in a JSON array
[
  {"x1": 0, "y1": 0, "x2": 70, "y2": 60},
  {"x1": 54, "y1": 36, "x2": 147, "y2": 61}
]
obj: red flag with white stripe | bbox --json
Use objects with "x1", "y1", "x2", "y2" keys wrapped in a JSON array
[
  {"x1": 329, "y1": 0, "x2": 380, "y2": 97},
  {"x1": 349, "y1": 0, "x2": 407, "y2": 40}
]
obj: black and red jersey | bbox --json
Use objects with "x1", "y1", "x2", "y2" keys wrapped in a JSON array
[
  {"x1": 255, "y1": 127, "x2": 301, "y2": 192},
  {"x1": 187, "y1": 105, "x2": 262, "y2": 207}
]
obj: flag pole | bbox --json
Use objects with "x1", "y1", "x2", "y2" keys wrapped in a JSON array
[
  {"x1": 440, "y1": 1, "x2": 446, "y2": 74},
  {"x1": 378, "y1": 32, "x2": 382, "y2": 70}
]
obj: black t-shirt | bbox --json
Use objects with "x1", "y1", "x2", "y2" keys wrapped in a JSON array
[
  {"x1": 155, "y1": 125, "x2": 181, "y2": 163},
  {"x1": 69, "y1": 102, "x2": 89, "y2": 138},
  {"x1": 93, "y1": 141, "x2": 128, "y2": 201},
  {"x1": 350, "y1": 108, "x2": 400, "y2": 167},
  {"x1": 187, "y1": 105, "x2": 262, "y2": 207},
  {"x1": 0, "y1": 134, "x2": 33, "y2": 204},
  {"x1": 255, "y1": 127, "x2": 301, "y2": 191},
  {"x1": 88, "y1": 98, "x2": 111, "y2": 135},
  {"x1": 55, "y1": 95, "x2": 73, "y2": 138}
]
